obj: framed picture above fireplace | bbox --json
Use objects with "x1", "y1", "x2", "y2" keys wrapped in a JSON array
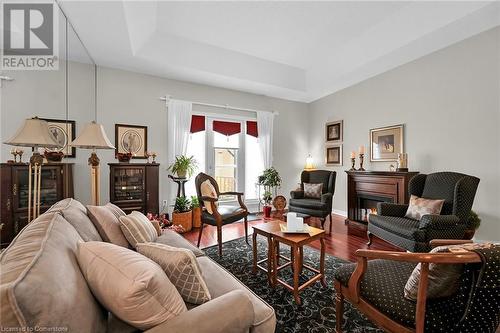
[{"x1": 370, "y1": 124, "x2": 404, "y2": 162}]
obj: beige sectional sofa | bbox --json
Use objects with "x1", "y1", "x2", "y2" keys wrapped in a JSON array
[{"x1": 0, "y1": 198, "x2": 276, "y2": 333}]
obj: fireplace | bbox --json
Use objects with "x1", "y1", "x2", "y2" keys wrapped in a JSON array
[{"x1": 345, "y1": 170, "x2": 418, "y2": 236}]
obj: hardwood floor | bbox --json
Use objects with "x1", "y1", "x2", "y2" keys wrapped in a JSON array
[{"x1": 182, "y1": 213, "x2": 402, "y2": 262}]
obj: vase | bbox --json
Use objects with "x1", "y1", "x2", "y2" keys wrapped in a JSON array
[
  {"x1": 263, "y1": 205, "x2": 272, "y2": 218},
  {"x1": 176, "y1": 170, "x2": 187, "y2": 178},
  {"x1": 172, "y1": 210, "x2": 192, "y2": 233}
]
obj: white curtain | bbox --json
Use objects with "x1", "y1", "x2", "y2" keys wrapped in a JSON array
[
  {"x1": 256, "y1": 111, "x2": 274, "y2": 169},
  {"x1": 167, "y1": 99, "x2": 193, "y2": 206}
]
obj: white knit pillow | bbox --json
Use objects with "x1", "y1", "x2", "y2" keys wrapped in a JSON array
[{"x1": 119, "y1": 211, "x2": 158, "y2": 248}]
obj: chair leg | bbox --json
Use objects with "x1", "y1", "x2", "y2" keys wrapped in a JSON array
[
  {"x1": 320, "y1": 217, "x2": 326, "y2": 230},
  {"x1": 329, "y1": 213, "x2": 333, "y2": 235},
  {"x1": 335, "y1": 282, "x2": 344, "y2": 333},
  {"x1": 366, "y1": 231, "x2": 373, "y2": 246},
  {"x1": 217, "y1": 225, "x2": 223, "y2": 257},
  {"x1": 197, "y1": 222, "x2": 204, "y2": 248},
  {"x1": 244, "y1": 216, "x2": 249, "y2": 244}
]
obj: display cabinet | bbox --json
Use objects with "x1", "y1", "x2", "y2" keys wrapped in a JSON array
[
  {"x1": 0, "y1": 163, "x2": 74, "y2": 247},
  {"x1": 108, "y1": 163, "x2": 159, "y2": 215}
]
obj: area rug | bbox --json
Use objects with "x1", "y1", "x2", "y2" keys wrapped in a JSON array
[{"x1": 204, "y1": 236, "x2": 382, "y2": 333}]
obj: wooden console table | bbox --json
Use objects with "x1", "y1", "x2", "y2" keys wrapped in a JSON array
[{"x1": 345, "y1": 170, "x2": 418, "y2": 237}]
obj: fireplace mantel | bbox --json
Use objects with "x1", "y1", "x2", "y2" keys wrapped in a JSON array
[{"x1": 345, "y1": 170, "x2": 418, "y2": 236}]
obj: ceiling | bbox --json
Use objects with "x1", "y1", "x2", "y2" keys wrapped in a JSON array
[{"x1": 58, "y1": 1, "x2": 500, "y2": 102}]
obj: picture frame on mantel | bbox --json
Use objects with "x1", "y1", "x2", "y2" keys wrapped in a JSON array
[
  {"x1": 115, "y1": 124, "x2": 148, "y2": 159},
  {"x1": 325, "y1": 120, "x2": 343, "y2": 143},
  {"x1": 326, "y1": 144, "x2": 343, "y2": 166},
  {"x1": 370, "y1": 124, "x2": 404, "y2": 162}
]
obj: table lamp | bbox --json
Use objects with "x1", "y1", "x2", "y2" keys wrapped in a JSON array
[
  {"x1": 304, "y1": 154, "x2": 315, "y2": 171},
  {"x1": 4, "y1": 117, "x2": 61, "y2": 221},
  {"x1": 70, "y1": 121, "x2": 114, "y2": 205}
]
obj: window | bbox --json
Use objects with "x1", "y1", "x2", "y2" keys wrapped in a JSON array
[{"x1": 185, "y1": 115, "x2": 264, "y2": 204}]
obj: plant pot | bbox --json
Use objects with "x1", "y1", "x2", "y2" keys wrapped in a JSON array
[
  {"x1": 172, "y1": 210, "x2": 192, "y2": 233},
  {"x1": 176, "y1": 170, "x2": 187, "y2": 178},
  {"x1": 263, "y1": 205, "x2": 272, "y2": 218},
  {"x1": 192, "y1": 207, "x2": 202, "y2": 228},
  {"x1": 463, "y1": 229, "x2": 476, "y2": 240}
]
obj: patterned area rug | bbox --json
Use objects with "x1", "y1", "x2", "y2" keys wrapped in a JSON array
[{"x1": 204, "y1": 236, "x2": 382, "y2": 333}]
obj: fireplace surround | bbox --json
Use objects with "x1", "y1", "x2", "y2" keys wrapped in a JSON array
[{"x1": 345, "y1": 170, "x2": 418, "y2": 236}]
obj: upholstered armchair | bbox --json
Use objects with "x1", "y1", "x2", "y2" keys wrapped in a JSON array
[
  {"x1": 195, "y1": 172, "x2": 249, "y2": 257},
  {"x1": 334, "y1": 240, "x2": 500, "y2": 333},
  {"x1": 289, "y1": 170, "x2": 336, "y2": 233},
  {"x1": 368, "y1": 172, "x2": 480, "y2": 252}
]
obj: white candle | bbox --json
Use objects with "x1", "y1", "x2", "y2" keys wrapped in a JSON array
[
  {"x1": 350, "y1": 151, "x2": 356, "y2": 158},
  {"x1": 359, "y1": 146, "x2": 365, "y2": 154}
]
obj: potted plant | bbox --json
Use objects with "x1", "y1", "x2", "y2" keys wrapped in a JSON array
[
  {"x1": 259, "y1": 167, "x2": 282, "y2": 218},
  {"x1": 172, "y1": 196, "x2": 192, "y2": 233},
  {"x1": 167, "y1": 155, "x2": 198, "y2": 178},
  {"x1": 191, "y1": 195, "x2": 202, "y2": 228},
  {"x1": 464, "y1": 210, "x2": 481, "y2": 239}
]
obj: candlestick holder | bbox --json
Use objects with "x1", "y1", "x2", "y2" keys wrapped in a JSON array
[
  {"x1": 358, "y1": 153, "x2": 366, "y2": 171},
  {"x1": 349, "y1": 157, "x2": 356, "y2": 171}
]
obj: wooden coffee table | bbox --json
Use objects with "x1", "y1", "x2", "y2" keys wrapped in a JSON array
[{"x1": 252, "y1": 220, "x2": 326, "y2": 305}]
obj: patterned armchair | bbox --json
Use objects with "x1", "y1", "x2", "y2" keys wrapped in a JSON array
[
  {"x1": 289, "y1": 170, "x2": 336, "y2": 233},
  {"x1": 368, "y1": 172, "x2": 480, "y2": 252},
  {"x1": 195, "y1": 172, "x2": 249, "y2": 257},
  {"x1": 334, "y1": 240, "x2": 500, "y2": 333}
]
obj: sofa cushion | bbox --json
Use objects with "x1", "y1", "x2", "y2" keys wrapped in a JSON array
[
  {"x1": 119, "y1": 211, "x2": 158, "y2": 248},
  {"x1": 155, "y1": 229, "x2": 205, "y2": 257},
  {"x1": 87, "y1": 205, "x2": 130, "y2": 248},
  {"x1": 47, "y1": 198, "x2": 102, "y2": 242},
  {"x1": 289, "y1": 198, "x2": 327, "y2": 210},
  {"x1": 77, "y1": 242, "x2": 187, "y2": 330},
  {"x1": 201, "y1": 205, "x2": 247, "y2": 226},
  {"x1": 368, "y1": 214, "x2": 425, "y2": 242},
  {"x1": 0, "y1": 212, "x2": 106, "y2": 331},
  {"x1": 405, "y1": 195, "x2": 445, "y2": 220},
  {"x1": 137, "y1": 243, "x2": 211, "y2": 304},
  {"x1": 196, "y1": 256, "x2": 276, "y2": 333}
]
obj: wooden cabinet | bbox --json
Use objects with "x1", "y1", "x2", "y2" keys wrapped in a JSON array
[
  {"x1": 345, "y1": 170, "x2": 418, "y2": 236},
  {"x1": 1, "y1": 163, "x2": 74, "y2": 247},
  {"x1": 108, "y1": 163, "x2": 159, "y2": 215}
]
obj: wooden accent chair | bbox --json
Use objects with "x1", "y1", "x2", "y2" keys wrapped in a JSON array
[
  {"x1": 195, "y1": 172, "x2": 249, "y2": 257},
  {"x1": 334, "y1": 239, "x2": 500, "y2": 333}
]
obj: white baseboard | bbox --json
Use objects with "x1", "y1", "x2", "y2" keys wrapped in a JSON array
[{"x1": 332, "y1": 209, "x2": 347, "y2": 217}]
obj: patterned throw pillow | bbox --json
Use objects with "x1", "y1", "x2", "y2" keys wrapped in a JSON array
[
  {"x1": 119, "y1": 211, "x2": 158, "y2": 248},
  {"x1": 405, "y1": 195, "x2": 445, "y2": 220},
  {"x1": 303, "y1": 183, "x2": 323, "y2": 199},
  {"x1": 404, "y1": 246, "x2": 464, "y2": 301},
  {"x1": 200, "y1": 179, "x2": 218, "y2": 214},
  {"x1": 136, "y1": 243, "x2": 211, "y2": 305}
]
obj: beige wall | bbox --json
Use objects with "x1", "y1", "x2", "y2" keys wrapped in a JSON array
[
  {"x1": 308, "y1": 27, "x2": 500, "y2": 241},
  {"x1": 1, "y1": 64, "x2": 309, "y2": 209}
]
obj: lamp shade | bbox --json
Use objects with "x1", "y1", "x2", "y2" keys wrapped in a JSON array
[
  {"x1": 71, "y1": 121, "x2": 115, "y2": 149},
  {"x1": 4, "y1": 117, "x2": 60, "y2": 148},
  {"x1": 304, "y1": 154, "x2": 315, "y2": 170}
]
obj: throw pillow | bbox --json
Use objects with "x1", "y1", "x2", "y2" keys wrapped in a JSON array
[
  {"x1": 200, "y1": 179, "x2": 218, "y2": 214},
  {"x1": 303, "y1": 183, "x2": 323, "y2": 199},
  {"x1": 151, "y1": 220, "x2": 163, "y2": 236},
  {"x1": 119, "y1": 211, "x2": 158, "y2": 248},
  {"x1": 76, "y1": 242, "x2": 186, "y2": 330},
  {"x1": 405, "y1": 195, "x2": 445, "y2": 220},
  {"x1": 136, "y1": 243, "x2": 211, "y2": 304},
  {"x1": 404, "y1": 246, "x2": 463, "y2": 301},
  {"x1": 106, "y1": 202, "x2": 126, "y2": 219},
  {"x1": 87, "y1": 205, "x2": 130, "y2": 248}
]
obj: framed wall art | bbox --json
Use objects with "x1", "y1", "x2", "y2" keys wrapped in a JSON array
[
  {"x1": 325, "y1": 120, "x2": 343, "y2": 143},
  {"x1": 41, "y1": 118, "x2": 76, "y2": 157},
  {"x1": 325, "y1": 144, "x2": 343, "y2": 166},
  {"x1": 370, "y1": 124, "x2": 404, "y2": 162},
  {"x1": 115, "y1": 124, "x2": 148, "y2": 158}
]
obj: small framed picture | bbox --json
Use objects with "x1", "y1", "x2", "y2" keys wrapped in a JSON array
[
  {"x1": 326, "y1": 144, "x2": 343, "y2": 166},
  {"x1": 370, "y1": 124, "x2": 404, "y2": 162},
  {"x1": 115, "y1": 124, "x2": 148, "y2": 158},
  {"x1": 325, "y1": 120, "x2": 343, "y2": 143},
  {"x1": 40, "y1": 118, "x2": 76, "y2": 157}
]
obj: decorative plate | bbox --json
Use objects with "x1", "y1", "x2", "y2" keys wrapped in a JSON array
[{"x1": 272, "y1": 195, "x2": 287, "y2": 211}]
